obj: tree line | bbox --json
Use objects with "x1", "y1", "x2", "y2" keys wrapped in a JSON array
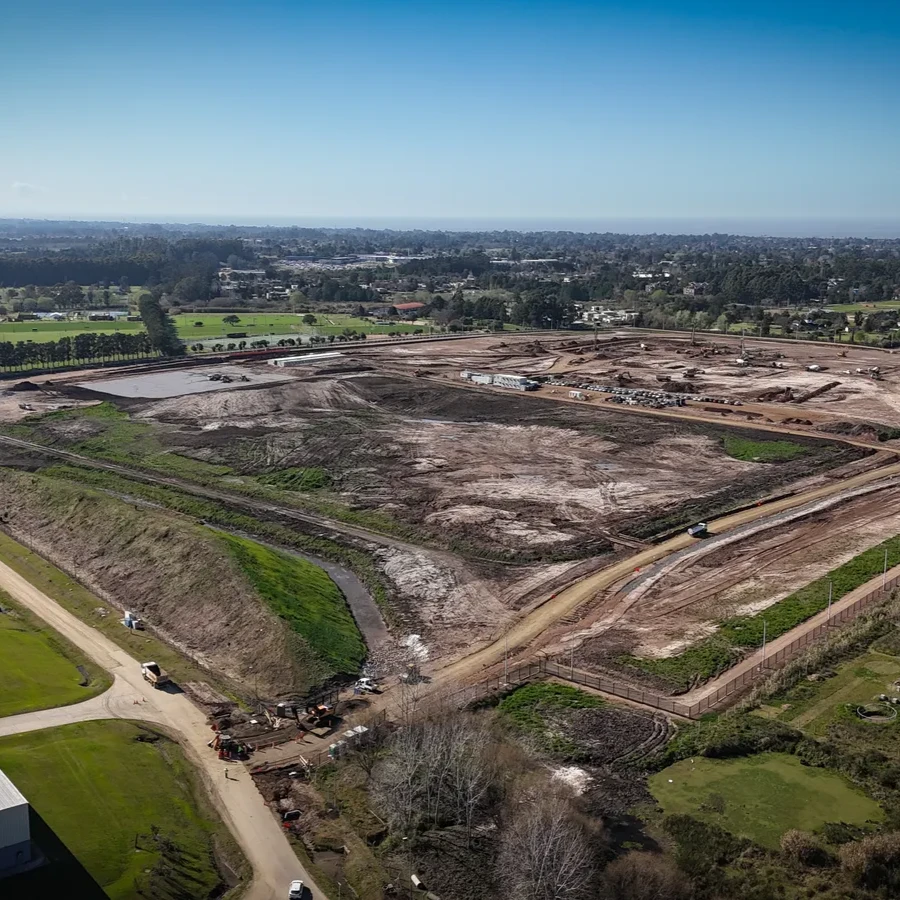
[{"x1": 0, "y1": 331, "x2": 155, "y2": 371}]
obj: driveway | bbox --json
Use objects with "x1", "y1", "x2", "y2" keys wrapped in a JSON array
[{"x1": 0, "y1": 557, "x2": 320, "y2": 900}]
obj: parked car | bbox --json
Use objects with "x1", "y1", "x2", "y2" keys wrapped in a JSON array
[{"x1": 288, "y1": 880, "x2": 305, "y2": 899}]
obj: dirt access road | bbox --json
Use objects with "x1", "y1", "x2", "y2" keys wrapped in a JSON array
[
  {"x1": 0, "y1": 557, "x2": 317, "y2": 900},
  {"x1": 430, "y1": 458, "x2": 900, "y2": 687}
]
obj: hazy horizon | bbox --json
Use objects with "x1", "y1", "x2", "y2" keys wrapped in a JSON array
[{"x1": 6, "y1": 214, "x2": 900, "y2": 240}]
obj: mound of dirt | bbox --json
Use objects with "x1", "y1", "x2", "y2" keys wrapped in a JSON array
[
  {"x1": 816, "y1": 420, "x2": 880, "y2": 439},
  {"x1": 0, "y1": 470, "x2": 327, "y2": 696},
  {"x1": 10, "y1": 381, "x2": 41, "y2": 392}
]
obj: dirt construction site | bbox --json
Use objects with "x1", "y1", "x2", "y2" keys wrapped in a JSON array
[{"x1": 4, "y1": 329, "x2": 900, "y2": 706}]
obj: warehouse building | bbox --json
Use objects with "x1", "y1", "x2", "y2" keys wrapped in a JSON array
[
  {"x1": 460, "y1": 370, "x2": 539, "y2": 391},
  {"x1": 0, "y1": 769, "x2": 30, "y2": 874}
]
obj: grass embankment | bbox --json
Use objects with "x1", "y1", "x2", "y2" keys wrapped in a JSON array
[
  {"x1": 626, "y1": 535, "x2": 900, "y2": 691},
  {"x1": 0, "y1": 529, "x2": 234, "y2": 693},
  {"x1": 498, "y1": 683, "x2": 603, "y2": 754},
  {"x1": 0, "y1": 720, "x2": 243, "y2": 900},
  {"x1": 723, "y1": 435, "x2": 807, "y2": 462},
  {"x1": 221, "y1": 534, "x2": 365, "y2": 674},
  {"x1": 40, "y1": 463, "x2": 395, "y2": 622},
  {"x1": 0, "y1": 592, "x2": 110, "y2": 717},
  {"x1": 649, "y1": 753, "x2": 884, "y2": 849}
]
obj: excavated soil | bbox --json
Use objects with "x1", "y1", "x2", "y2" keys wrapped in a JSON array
[{"x1": 123, "y1": 372, "x2": 858, "y2": 560}]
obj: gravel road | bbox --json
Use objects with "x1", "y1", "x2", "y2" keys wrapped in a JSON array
[{"x1": 0, "y1": 556, "x2": 319, "y2": 900}]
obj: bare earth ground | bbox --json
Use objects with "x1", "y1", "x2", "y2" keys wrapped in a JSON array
[
  {"x1": 572, "y1": 481, "x2": 900, "y2": 665},
  {"x1": 124, "y1": 371, "x2": 858, "y2": 559},
  {"x1": 10, "y1": 331, "x2": 900, "y2": 691}
]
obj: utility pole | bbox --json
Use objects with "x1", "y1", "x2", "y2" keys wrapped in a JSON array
[
  {"x1": 884, "y1": 548, "x2": 889, "y2": 590},
  {"x1": 570, "y1": 643, "x2": 575, "y2": 679},
  {"x1": 760, "y1": 619, "x2": 767, "y2": 670},
  {"x1": 827, "y1": 580, "x2": 833, "y2": 618}
]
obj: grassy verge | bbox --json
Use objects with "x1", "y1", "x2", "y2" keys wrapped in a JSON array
[
  {"x1": 40, "y1": 463, "x2": 396, "y2": 623},
  {"x1": 0, "y1": 720, "x2": 245, "y2": 900},
  {"x1": 625, "y1": 533, "x2": 900, "y2": 691},
  {"x1": 221, "y1": 533, "x2": 364, "y2": 674},
  {"x1": 722, "y1": 435, "x2": 807, "y2": 462},
  {"x1": 0, "y1": 529, "x2": 236, "y2": 695},
  {"x1": 649, "y1": 753, "x2": 883, "y2": 849},
  {"x1": 498, "y1": 683, "x2": 602, "y2": 754},
  {"x1": 0, "y1": 591, "x2": 110, "y2": 717}
]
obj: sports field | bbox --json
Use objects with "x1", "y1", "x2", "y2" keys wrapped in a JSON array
[
  {"x1": 0, "y1": 720, "x2": 234, "y2": 899},
  {"x1": 650, "y1": 752, "x2": 883, "y2": 848},
  {"x1": 0, "y1": 593, "x2": 109, "y2": 717},
  {"x1": 0, "y1": 312, "x2": 428, "y2": 344}
]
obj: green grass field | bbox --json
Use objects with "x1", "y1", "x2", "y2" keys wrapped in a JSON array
[
  {"x1": 0, "y1": 721, "x2": 236, "y2": 899},
  {"x1": 761, "y1": 650, "x2": 900, "y2": 736},
  {"x1": 0, "y1": 593, "x2": 110, "y2": 717},
  {"x1": 221, "y1": 533, "x2": 364, "y2": 674},
  {"x1": 0, "y1": 311, "x2": 430, "y2": 346},
  {"x1": 650, "y1": 753, "x2": 883, "y2": 848},
  {"x1": 722, "y1": 435, "x2": 807, "y2": 462}
]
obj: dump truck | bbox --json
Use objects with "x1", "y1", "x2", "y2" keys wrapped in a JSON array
[{"x1": 141, "y1": 661, "x2": 170, "y2": 688}]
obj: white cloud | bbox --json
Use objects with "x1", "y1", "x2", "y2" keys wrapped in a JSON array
[{"x1": 11, "y1": 181, "x2": 47, "y2": 198}]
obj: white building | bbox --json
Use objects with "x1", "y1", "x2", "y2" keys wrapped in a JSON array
[{"x1": 0, "y1": 769, "x2": 30, "y2": 873}]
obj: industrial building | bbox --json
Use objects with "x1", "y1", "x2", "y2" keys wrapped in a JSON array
[
  {"x1": 460, "y1": 370, "x2": 539, "y2": 391},
  {"x1": 0, "y1": 769, "x2": 30, "y2": 874}
]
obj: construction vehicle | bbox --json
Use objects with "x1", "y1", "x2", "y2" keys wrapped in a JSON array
[
  {"x1": 354, "y1": 676, "x2": 381, "y2": 694},
  {"x1": 303, "y1": 702, "x2": 337, "y2": 736},
  {"x1": 686, "y1": 522, "x2": 708, "y2": 538},
  {"x1": 141, "y1": 661, "x2": 170, "y2": 688}
]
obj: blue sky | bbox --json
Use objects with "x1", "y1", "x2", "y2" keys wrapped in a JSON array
[{"x1": 1, "y1": 0, "x2": 899, "y2": 226}]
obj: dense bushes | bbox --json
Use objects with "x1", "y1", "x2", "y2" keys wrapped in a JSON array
[{"x1": 662, "y1": 713, "x2": 801, "y2": 764}]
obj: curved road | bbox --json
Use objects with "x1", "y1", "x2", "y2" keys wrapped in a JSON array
[{"x1": 0, "y1": 557, "x2": 319, "y2": 900}]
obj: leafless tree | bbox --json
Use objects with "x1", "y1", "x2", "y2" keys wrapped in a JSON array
[
  {"x1": 603, "y1": 851, "x2": 691, "y2": 900},
  {"x1": 497, "y1": 792, "x2": 594, "y2": 900},
  {"x1": 372, "y1": 713, "x2": 498, "y2": 842}
]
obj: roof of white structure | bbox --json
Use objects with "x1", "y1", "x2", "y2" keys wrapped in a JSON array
[{"x1": 0, "y1": 769, "x2": 27, "y2": 810}]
